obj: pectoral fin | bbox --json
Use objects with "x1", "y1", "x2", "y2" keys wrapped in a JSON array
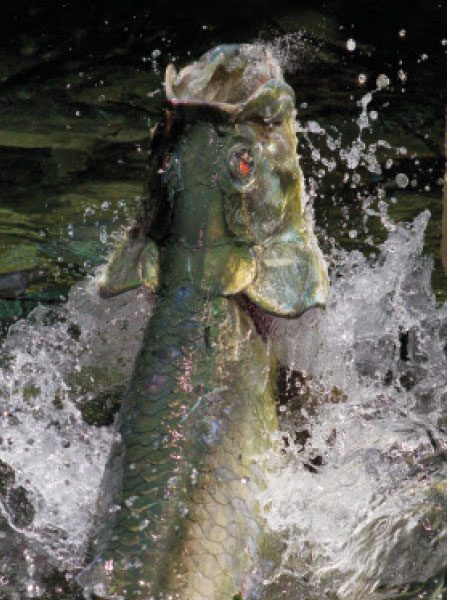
[
  {"x1": 245, "y1": 235, "x2": 329, "y2": 317},
  {"x1": 98, "y1": 229, "x2": 159, "y2": 298}
]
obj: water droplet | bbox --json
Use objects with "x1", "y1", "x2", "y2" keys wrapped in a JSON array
[
  {"x1": 75, "y1": 110, "x2": 81, "y2": 117},
  {"x1": 398, "y1": 69, "x2": 407, "y2": 83},
  {"x1": 395, "y1": 173, "x2": 409, "y2": 188},
  {"x1": 441, "y1": 39, "x2": 447, "y2": 46},
  {"x1": 84, "y1": 207, "x2": 95, "y2": 217},
  {"x1": 376, "y1": 74, "x2": 390, "y2": 89},
  {"x1": 369, "y1": 110, "x2": 378, "y2": 120},
  {"x1": 101, "y1": 201, "x2": 110, "y2": 211},
  {"x1": 300, "y1": 101, "x2": 308, "y2": 108},
  {"x1": 358, "y1": 74, "x2": 367, "y2": 85},
  {"x1": 151, "y1": 49, "x2": 161, "y2": 58},
  {"x1": 349, "y1": 230, "x2": 357, "y2": 239},
  {"x1": 399, "y1": 29, "x2": 406, "y2": 37},
  {"x1": 346, "y1": 38, "x2": 356, "y2": 51},
  {"x1": 98, "y1": 94, "x2": 106, "y2": 102},
  {"x1": 100, "y1": 226, "x2": 108, "y2": 244}
]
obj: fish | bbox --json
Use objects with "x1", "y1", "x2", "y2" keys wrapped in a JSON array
[{"x1": 78, "y1": 43, "x2": 329, "y2": 600}]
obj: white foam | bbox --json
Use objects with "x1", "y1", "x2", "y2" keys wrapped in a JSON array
[{"x1": 260, "y1": 212, "x2": 446, "y2": 599}]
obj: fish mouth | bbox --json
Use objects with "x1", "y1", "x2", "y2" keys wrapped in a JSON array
[{"x1": 235, "y1": 293, "x2": 323, "y2": 342}]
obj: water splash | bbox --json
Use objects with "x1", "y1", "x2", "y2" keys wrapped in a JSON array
[
  {"x1": 261, "y1": 211, "x2": 446, "y2": 599},
  {"x1": 0, "y1": 210, "x2": 444, "y2": 598},
  {"x1": 0, "y1": 279, "x2": 152, "y2": 594}
]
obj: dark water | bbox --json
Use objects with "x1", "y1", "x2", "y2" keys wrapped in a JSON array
[{"x1": 0, "y1": 1, "x2": 446, "y2": 598}]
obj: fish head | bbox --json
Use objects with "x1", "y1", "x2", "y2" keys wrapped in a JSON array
[
  {"x1": 161, "y1": 44, "x2": 329, "y2": 314},
  {"x1": 100, "y1": 44, "x2": 329, "y2": 316}
]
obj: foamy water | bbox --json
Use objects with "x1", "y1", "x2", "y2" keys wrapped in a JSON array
[{"x1": 261, "y1": 212, "x2": 446, "y2": 600}]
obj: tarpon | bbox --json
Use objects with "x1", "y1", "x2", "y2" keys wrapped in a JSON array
[{"x1": 78, "y1": 43, "x2": 329, "y2": 600}]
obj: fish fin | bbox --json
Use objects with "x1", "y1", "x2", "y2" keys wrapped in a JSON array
[{"x1": 98, "y1": 228, "x2": 159, "y2": 297}]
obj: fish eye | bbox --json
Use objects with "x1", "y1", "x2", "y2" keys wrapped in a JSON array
[{"x1": 228, "y1": 147, "x2": 254, "y2": 185}]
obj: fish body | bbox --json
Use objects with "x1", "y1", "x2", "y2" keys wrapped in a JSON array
[{"x1": 79, "y1": 44, "x2": 328, "y2": 599}]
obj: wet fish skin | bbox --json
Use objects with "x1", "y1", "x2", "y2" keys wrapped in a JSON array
[
  {"x1": 81, "y1": 278, "x2": 278, "y2": 599},
  {"x1": 80, "y1": 44, "x2": 329, "y2": 599}
]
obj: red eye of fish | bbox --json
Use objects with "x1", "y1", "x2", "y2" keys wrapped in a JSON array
[
  {"x1": 228, "y1": 148, "x2": 254, "y2": 184},
  {"x1": 239, "y1": 154, "x2": 251, "y2": 177}
]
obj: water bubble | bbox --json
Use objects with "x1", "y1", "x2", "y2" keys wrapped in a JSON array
[
  {"x1": 399, "y1": 29, "x2": 406, "y2": 37},
  {"x1": 442, "y1": 39, "x2": 447, "y2": 46},
  {"x1": 376, "y1": 74, "x2": 390, "y2": 90},
  {"x1": 98, "y1": 94, "x2": 106, "y2": 102},
  {"x1": 84, "y1": 207, "x2": 95, "y2": 217},
  {"x1": 395, "y1": 173, "x2": 409, "y2": 188},
  {"x1": 301, "y1": 102, "x2": 308, "y2": 108},
  {"x1": 349, "y1": 230, "x2": 357, "y2": 239},
  {"x1": 358, "y1": 74, "x2": 367, "y2": 85},
  {"x1": 75, "y1": 110, "x2": 81, "y2": 117},
  {"x1": 369, "y1": 110, "x2": 378, "y2": 120},
  {"x1": 346, "y1": 39, "x2": 356, "y2": 52},
  {"x1": 101, "y1": 201, "x2": 110, "y2": 211},
  {"x1": 398, "y1": 69, "x2": 407, "y2": 83},
  {"x1": 151, "y1": 49, "x2": 161, "y2": 58}
]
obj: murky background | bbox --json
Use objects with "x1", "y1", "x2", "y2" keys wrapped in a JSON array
[{"x1": 0, "y1": 1, "x2": 446, "y2": 598}]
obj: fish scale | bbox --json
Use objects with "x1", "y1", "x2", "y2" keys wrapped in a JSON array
[{"x1": 80, "y1": 282, "x2": 278, "y2": 599}]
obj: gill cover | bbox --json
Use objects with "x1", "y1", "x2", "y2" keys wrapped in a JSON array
[{"x1": 99, "y1": 44, "x2": 329, "y2": 315}]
